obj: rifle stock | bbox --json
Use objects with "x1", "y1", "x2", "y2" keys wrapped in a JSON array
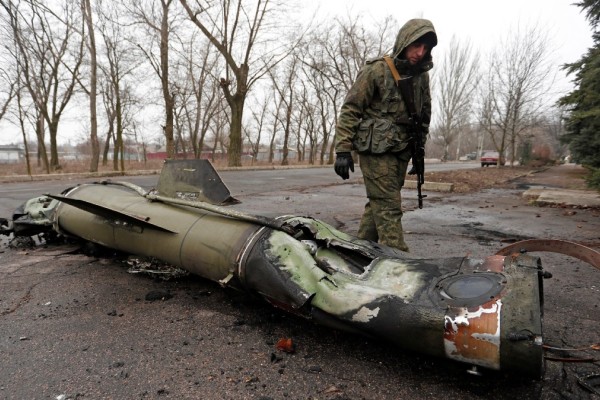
[{"x1": 409, "y1": 117, "x2": 427, "y2": 209}]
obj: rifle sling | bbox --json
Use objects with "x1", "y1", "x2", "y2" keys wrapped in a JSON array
[
  {"x1": 382, "y1": 56, "x2": 418, "y2": 120},
  {"x1": 383, "y1": 56, "x2": 401, "y2": 83}
]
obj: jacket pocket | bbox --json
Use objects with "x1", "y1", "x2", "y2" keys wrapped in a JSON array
[
  {"x1": 370, "y1": 119, "x2": 395, "y2": 154},
  {"x1": 353, "y1": 118, "x2": 409, "y2": 154},
  {"x1": 372, "y1": 119, "x2": 409, "y2": 154},
  {"x1": 352, "y1": 119, "x2": 373, "y2": 153}
]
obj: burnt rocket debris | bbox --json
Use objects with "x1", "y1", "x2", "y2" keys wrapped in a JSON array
[{"x1": 1, "y1": 160, "x2": 599, "y2": 379}]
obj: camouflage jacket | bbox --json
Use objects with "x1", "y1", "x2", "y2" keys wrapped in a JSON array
[{"x1": 334, "y1": 19, "x2": 436, "y2": 154}]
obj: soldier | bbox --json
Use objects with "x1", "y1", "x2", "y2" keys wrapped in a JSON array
[{"x1": 333, "y1": 19, "x2": 437, "y2": 252}]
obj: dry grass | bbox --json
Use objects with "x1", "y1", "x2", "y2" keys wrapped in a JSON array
[
  {"x1": 425, "y1": 166, "x2": 537, "y2": 193},
  {"x1": 0, "y1": 159, "x2": 164, "y2": 176},
  {"x1": 0, "y1": 158, "x2": 289, "y2": 177}
]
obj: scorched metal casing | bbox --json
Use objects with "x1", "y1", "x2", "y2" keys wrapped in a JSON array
[{"x1": 46, "y1": 182, "x2": 544, "y2": 378}]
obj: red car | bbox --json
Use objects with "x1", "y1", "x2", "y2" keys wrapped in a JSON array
[{"x1": 481, "y1": 151, "x2": 499, "y2": 167}]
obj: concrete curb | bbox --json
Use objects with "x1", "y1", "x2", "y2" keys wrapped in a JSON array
[
  {"x1": 0, "y1": 169, "x2": 161, "y2": 184},
  {"x1": 523, "y1": 188, "x2": 600, "y2": 208},
  {"x1": 404, "y1": 180, "x2": 454, "y2": 192},
  {"x1": 0, "y1": 168, "x2": 452, "y2": 193},
  {"x1": 0, "y1": 164, "x2": 330, "y2": 184}
]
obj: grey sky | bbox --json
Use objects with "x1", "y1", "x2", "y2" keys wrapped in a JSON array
[
  {"x1": 0, "y1": 1, "x2": 594, "y2": 146},
  {"x1": 306, "y1": 0, "x2": 593, "y2": 95}
]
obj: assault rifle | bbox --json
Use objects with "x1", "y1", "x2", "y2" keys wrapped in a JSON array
[
  {"x1": 382, "y1": 56, "x2": 427, "y2": 208},
  {"x1": 406, "y1": 114, "x2": 426, "y2": 209},
  {"x1": 398, "y1": 78, "x2": 426, "y2": 209}
]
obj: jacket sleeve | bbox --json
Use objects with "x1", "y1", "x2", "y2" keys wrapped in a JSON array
[{"x1": 334, "y1": 63, "x2": 381, "y2": 153}]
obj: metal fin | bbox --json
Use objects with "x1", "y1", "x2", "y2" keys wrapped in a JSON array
[{"x1": 156, "y1": 159, "x2": 239, "y2": 205}]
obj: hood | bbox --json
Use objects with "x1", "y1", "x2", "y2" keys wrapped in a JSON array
[{"x1": 392, "y1": 18, "x2": 437, "y2": 69}]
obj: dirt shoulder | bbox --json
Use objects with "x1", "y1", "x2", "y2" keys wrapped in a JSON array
[{"x1": 425, "y1": 163, "x2": 592, "y2": 193}]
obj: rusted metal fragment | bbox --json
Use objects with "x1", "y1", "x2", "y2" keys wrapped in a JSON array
[
  {"x1": 444, "y1": 300, "x2": 502, "y2": 370},
  {"x1": 496, "y1": 239, "x2": 600, "y2": 270},
  {"x1": 479, "y1": 255, "x2": 505, "y2": 273}
]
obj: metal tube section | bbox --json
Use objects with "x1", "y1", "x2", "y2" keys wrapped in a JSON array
[
  {"x1": 48, "y1": 183, "x2": 544, "y2": 377},
  {"x1": 55, "y1": 184, "x2": 262, "y2": 283}
]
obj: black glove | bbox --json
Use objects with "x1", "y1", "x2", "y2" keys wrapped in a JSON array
[
  {"x1": 408, "y1": 165, "x2": 417, "y2": 175},
  {"x1": 334, "y1": 152, "x2": 354, "y2": 180}
]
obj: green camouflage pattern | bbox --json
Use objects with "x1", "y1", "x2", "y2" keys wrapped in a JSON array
[
  {"x1": 357, "y1": 152, "x2": 412, "y2": 251},
  {"x1": 334, "y1": 18, "x2": 436, "y2": 153},
  {"x1": 334, "y1": 18, "x2": 436, "y2": 252}
]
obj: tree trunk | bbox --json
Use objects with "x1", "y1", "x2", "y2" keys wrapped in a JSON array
[
  {"x1": 48, "y1": 119, "x2": 60, "y2": 171},
  {"x1": 160, "y1": 0, "x2": 175, "y2": 159},
  {"x1": 281, "y1": 105, "x2": 292, "y2": 166},
  {"x1": 16, "y1": 91, "x2": 32, "y2": 176},
  {"x1": 102, "y1": 127, "x2": 112, "y2": 166},
  {"x1": 83, "y1": 0, "x2": 99, "y2": 172},
  {"x1": 228, "y1": 98, "x2": 244, "y2": 167},
  {"x1": 35, "y1": 114, "x2": 49, "y2": 172},
  {"x1": 114, "y1": 94, "x2": 123, "y2": 171}
]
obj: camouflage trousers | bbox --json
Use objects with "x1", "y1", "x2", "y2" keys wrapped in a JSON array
[{"x1": 357, "y1": 150, "x2": 411, "y2": 252}]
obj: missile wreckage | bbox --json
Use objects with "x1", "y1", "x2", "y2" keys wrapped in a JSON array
[{"x1": 1, "y1": 160, "x2": 599, "y2": 379}]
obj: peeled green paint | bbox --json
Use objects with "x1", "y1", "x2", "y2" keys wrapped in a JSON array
[
  {"x1": 264, "y1": 216, "x2": 428, "y2": 318},
  {"x1": 288, "y1": 216, "x2": 357, "y2": 243},
  {"x1": 311, "y1": 258, "x2": 428, "y2": 317},
  {"x1": 21, "y1": 196, "x2": 59, "y2": 225},
  {"x1": 263, "y1": 230, "x2": 327, "y2": 296}
]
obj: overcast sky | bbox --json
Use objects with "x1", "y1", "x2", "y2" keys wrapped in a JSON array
[
  {"x1": 0, "y1": 1, "x2": 594, "y2": 146},
  {"x1": 305, "y1": 0, "x2": 594, "y2": 95}
]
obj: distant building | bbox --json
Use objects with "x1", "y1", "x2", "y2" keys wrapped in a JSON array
[{"x1": 0, "y1": 145, "x2": 24, "y2": 164}]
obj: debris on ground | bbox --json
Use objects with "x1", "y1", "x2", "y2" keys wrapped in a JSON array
[
  {"x1": 125, "y1": 256, "x2": 189, "y2": 280},
  {"x1": 276, "y1": 338, "x2": 295, "y2": 353},
  {"x1": 145, "y1": 290, "x2": 174, "y2": 302}
]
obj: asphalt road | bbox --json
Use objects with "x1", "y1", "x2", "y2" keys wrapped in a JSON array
[
  {"x1": 0, "y1": 161, "x2": 479, "y2": 218},
  {"x1": 0, "y1": 163, "x2": 598, "y2": 400}
]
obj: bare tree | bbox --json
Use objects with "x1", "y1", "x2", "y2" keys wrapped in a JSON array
[
  {"x1": 5, "y1": 53, "x2": 34, "y2": 175},
  {"x1": 81, "y1": 0, "x2": 99, "y2": 171},
  {"x1": 478, "y1": 24, "x2": 555, "y2": 165},
  {"x1": 246, "y1": 91, "x2": 272, "y2": 163},
  {"x1": 173, "y1": 31, "x2": 223, "y2": 159},
  {"x1": 1, "y1": 0, "x2": 85, "y2": 172},
  {"x1": 0, "y1": 68, "x2": 17, "y2": 122},
  {"x1": 100, "y1": 78, "x2": 115, "y2": 165},
  {"x1": 432, "y1": 36, "x2": 479, "y2": 161},
  {"x1": 297, "y1": 82, "x2": 318, "y2": 164},
  {"x1": 267, "y1": 86, "x2": 283, "y2": 163},
  {"x1": 172, "y1": 88, "x2": 190, "y2": 157},
  {"x1": 269, "y1": 55, "x2": 300, "y2": 166},
  {"x1": 300, "y1": 52, "x2": 336, "y2": 165},
  {"x1": 97, "y1": 1, "x2": 141, "y2": 171},
  {"x1": 208, "y1": 98, "x2": 229, "y2": 162},
  {"x1": 129, "y1": 0, "x2": 179, "y2": 159},
  {"x1": 1, "y1": 3, "x2": 49, "y2": 172},
  {"x1": 302, "y1": 15, "x2": 396, "y2": 163},
  {"x1": 14, "y1": 86, "x2": 33, "y2": 175},
  {"x1": 179, "y1": 0, "x2": 296, "y2": 167}
]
